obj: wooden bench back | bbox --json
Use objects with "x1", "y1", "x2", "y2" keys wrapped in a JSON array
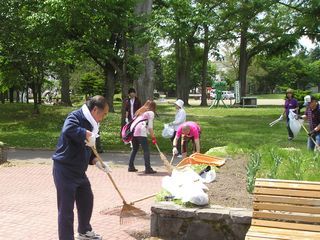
[{"x1": 252, "y1": 178, "x2": 320, "y2": 232}]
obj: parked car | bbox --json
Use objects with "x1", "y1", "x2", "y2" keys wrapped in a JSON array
[
  {"x1": 209, "y1": 89, "x2": 216, "y2": 99},
  {"x1": 222, "y1": 91, "x2": 235, "y2": 100},
  {"x1": 210, "y1": 90, "x2": 235, "y2": 100}
]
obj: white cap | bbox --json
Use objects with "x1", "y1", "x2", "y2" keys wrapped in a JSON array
[
  {"x1": 174, "y1": 99, "x2": 184, "y2": 108},
  {"x1": 304, "y1": 95, "x2": 311, "y2": 106}
]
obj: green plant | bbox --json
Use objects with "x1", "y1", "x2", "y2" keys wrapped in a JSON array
[
  {"x1": 267, "y1": 149, "x2": 283, "y2": 179},
  {"x1": 246, "y1": 152, "x2": 262, "y2": 193},
  {"x1": 287, "y1": 155, "x2": 303, "y2": 180}
]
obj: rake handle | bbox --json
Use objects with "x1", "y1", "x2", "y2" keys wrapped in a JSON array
[
  {"x1": 299, "y1": 121, "x2": 320, "y2": 148},
  {"x1": 129, "y1": 193, "x2": 156, "y2": 205},
  {"x1": 91, "y1": 147, "x2": 128, "y2": 204}
]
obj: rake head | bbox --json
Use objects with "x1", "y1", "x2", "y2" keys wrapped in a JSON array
[{"x1": 100, "y1": 203, "x2": 148, "y2": 224}]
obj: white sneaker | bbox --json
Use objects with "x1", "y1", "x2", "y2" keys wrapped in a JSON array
[
  {"x1": 76, "y1": 231, "x2": 102, "y2": 240},
  {"x1": 177, "y1": 154, "x2": 183, "y2": 158}
]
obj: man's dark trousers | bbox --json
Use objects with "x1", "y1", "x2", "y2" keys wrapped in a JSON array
[{"x1": 53, "y1": 165, "x2": 93, "y2": 240}]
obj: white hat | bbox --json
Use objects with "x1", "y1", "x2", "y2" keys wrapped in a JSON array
[
  {"x1": 174, "y1": 99, "x2": 184, "y2": 108},
  {"x1": 304, "y1": 95, "x2": 311, "y2": 106}
]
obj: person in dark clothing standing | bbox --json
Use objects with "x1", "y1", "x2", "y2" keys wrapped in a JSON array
[
  {"x1": 303, "y1": 96, "x2": 320, "y2": 151},
  {"x1": 52, "y1": 95, "x2": 110, "y2": 240},
  {"x1": 125, "y1": 88, "x2": 141, "y2": 123},
  {"x1": 282, "y1": 88, "x2": 299, "y2": 140}
]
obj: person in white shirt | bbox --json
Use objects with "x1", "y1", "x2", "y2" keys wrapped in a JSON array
[{"x1": 169, "y1": 99, "x2": 186, "y2": 157}]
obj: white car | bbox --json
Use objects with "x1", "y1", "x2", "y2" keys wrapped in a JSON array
[
  {"x1": 222, "y1": 91, "x2": 235, "y2": 100},
  {"x1": 209, "y1": 90, "x2": 216, "y2": 99},
  {"x1": 210, "y1": 90, "x2": 235, "y2": 100}
]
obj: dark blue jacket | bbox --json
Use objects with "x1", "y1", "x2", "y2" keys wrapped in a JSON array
[{"x1": 52, "y1": 109, "x2": 95, "y2": 177}]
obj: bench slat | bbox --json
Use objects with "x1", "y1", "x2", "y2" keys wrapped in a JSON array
[
  {"x1": 252, "y1": 219, "x2": 320, "y2": 232},
  {"x1": 247, "y1": 231, "x2": 320, "y2": 240},
  {"x1": 248, "y1": 226, "x2": 320, "y2": 239},
  {"x1": 253, "y1": 211, "x2": 320, "y2": 223},
  {"x1": 255, "y1": 179, "x2": 320, "y2": 191},
  {"x1": 254, "y1": 188, "x2": 320, "y2": 198},
  {"x1": 247, "y1": 232, "x2": 314, "y2": 240},
  {"x1": 256, "y1": 178, "x2": 320, "y2": 186},
  {"x1": 254, "y1": 195, "x2": 320, "y2": 206},
  {"x1": 253, "y1": 203, "x2": 320, "y2": 214}
]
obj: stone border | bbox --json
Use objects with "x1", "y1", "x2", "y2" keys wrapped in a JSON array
[{"x1": 151, "y1": 202, "x2": 252, "y2": 240}]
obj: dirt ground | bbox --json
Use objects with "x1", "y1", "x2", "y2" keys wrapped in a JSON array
[{"x1": 207, "y1": 156, "x2": 253, "y2": 209}]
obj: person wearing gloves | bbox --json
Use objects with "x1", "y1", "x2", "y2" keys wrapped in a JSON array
[
  {"x1": 169, "y1": 99, "x2": 186, "y2": 157},
  {"x1": 302, "y1": 96, "x2": 320, "y2": 151},
  {"x1": 282, "y1": 88, "x2": 299, "y2": 140},
  {"x1": 172, "y1": 121, "x2": 201, "y2": 158},
  {"x1": 125, "y1": 88, "x2": 141, "y2": 124},
  {"x1": 52, "y1": 95, "x2": 110, "y2": 240},
  {"x1": 128, "y1": 100, "x2": 157, "y2": 174}
]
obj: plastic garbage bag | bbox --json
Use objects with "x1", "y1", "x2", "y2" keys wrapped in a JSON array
[
  {"x1": 200, "y1": 170, "x2": 216, "y2": 183},
  {"x1": 288, "y1": 110, "x2": 302, "y2": 137},
  {"x1": 161, "y1": 167, "x2": 209, "y2": 205},
  {"x1": 162, "y1": 124, "x2": 174, "y2": 138},
  {"x1": 180, "y1": 181, "x2": 209, "y2": 205}
]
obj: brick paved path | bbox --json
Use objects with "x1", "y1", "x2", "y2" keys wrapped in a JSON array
[{"x1": 0, "y1": 162, "x2": 165, "y2": 240}]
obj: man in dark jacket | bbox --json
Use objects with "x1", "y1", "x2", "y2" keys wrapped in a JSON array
[
  {"x1": 52, "y1": 95, "x2": 109, "y2": 240},
  {"x1": 125, "y1": 88, "x2": 141, "y2": 123}
]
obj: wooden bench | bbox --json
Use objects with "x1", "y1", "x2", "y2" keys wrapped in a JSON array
[{"x1": 245, "y1": 178, "x2": 320, "y2": 240}]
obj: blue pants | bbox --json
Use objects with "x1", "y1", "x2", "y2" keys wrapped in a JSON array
[
  {"x1": 53, "y1": 165, "x2": 93, "y2": 240},
  {"x1": 307, "y1": 134, "x2": 320, "y2": 151}
]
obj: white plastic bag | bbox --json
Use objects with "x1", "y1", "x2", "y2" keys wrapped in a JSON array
[
  {"x1": 200, "y1": 169, "x2": 216, "y2": 183},
  {"x1": 161, "y1": 167, "x2": 209, "y2": 205},
  {"x1": 162, "y1": 124, "x2": 174, "y2": 138},
  {"x1": 180, "y1": 181, "x2": 209, "y2": 205},
  {"x1": 288, "y1": 110, "x2": 302, "y2": 137}
]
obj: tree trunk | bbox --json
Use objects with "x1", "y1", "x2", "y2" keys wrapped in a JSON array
[
  {"x1": 26, "y1": 86, "x2": 29, "y2": 104},
  {"x1": 0, "y1": 92, "x2": 4, "y2": 104},
  {"x1": 200, "y1": 25, "x2": 209, "y2": 106},
  {"x1": 175, "y1": 39, "x2": 189, "y2": 105},
  {"x1": 134, "y1": 0, "x2": 154, "y2": 104},
  {"x1": 31, "y1": 84, "x2": 40, "y2": 114},
  {"x1": 238, "y1": 24, "x2": 249, "y2": 98},
  {"x1": 9, "y1": 88, "x2": 14, "y2": 103},
  {"x1": 59, "y1": 64, "x2": 72, "y2": 106},
  {"x1": 37, "y1": 83, "x2": 42, "y2": 104},
  {"x1": 16, "y1": 90, "x2": 20, "y2": 103},
  {"x1": 103, "y1": 65, "x2": 115, "y2": 112}
]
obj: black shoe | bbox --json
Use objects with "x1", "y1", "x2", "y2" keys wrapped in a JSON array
[
  {"x1": 144, "y1": 168, "x2": 157, "y2": 174},
  {"x1": 128, "y1": 167, "x2": 138, "y2": 172}
]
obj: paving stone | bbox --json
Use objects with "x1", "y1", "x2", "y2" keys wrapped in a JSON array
[{"x1": 0, "y1": 161, "x2": 164, "y2": 239}]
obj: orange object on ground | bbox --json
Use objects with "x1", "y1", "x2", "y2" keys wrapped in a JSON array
[{"x1": 176, "y1": 153, "x2": 225, "y2": 168}]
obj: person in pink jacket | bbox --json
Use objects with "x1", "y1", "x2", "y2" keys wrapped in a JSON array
[
  {"x1": 172, "y1": 121, "x2": 201, "y2": 158},
  {"x1": 128, "y1": 100, "x2": 158, "y2": 174}
]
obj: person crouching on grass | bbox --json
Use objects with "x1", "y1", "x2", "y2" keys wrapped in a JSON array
[
  {"x1": 52, "y1": 95, "x2": 110, "y2": 240},
  {"x1": 172, "y1": 121, "x2": 201, "y2": 158},
  {"x1": 128, "y1": 100, "x2": 158, "y2": 174}
]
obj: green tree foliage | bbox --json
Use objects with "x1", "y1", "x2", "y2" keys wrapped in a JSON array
[{"x1": 79, "y1": 72, "x2": 104, "y2": 98}]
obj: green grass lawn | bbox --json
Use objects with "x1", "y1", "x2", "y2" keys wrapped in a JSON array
[
  {"x1": 0, "y1": 101, "x2": 305, "y2": 151},
  {"x1": 0, "y1": 102, "x2": 319, "y2": 181}
]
